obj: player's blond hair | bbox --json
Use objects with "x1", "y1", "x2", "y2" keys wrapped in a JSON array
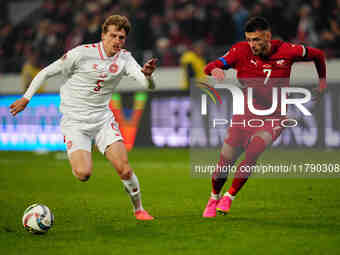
[{"x1": 102, "y1": 15, "x2": 131, "y2": 35}]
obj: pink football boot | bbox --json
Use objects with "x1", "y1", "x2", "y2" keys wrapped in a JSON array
[
  {"x1": 203, "y1": 198, "x2": 219, "y2": 218},
  {"x1": 216, "y1": 195, "x2": 232, "y2": 214},
  {"x1": 216, "y1": 196, "x2": 233, "y2": 214},
  {"x1": 134, "y1": 210, "x2": 154, "y2": 221}
]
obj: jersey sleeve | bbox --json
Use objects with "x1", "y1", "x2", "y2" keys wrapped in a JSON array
[
  {"x1": 23, "y1": 59, "x2": 62, "y2": 100},
  {"x1": 204, "y1": 43, "x2": 244, "y2": 75},
  {"x1": 23, "y1": 47, "x2": 81, "y2": 100},
  {"x1": 218, "y1": 43, "x2": 243, "y2": 69},
  {"x1": 124, "y1": 53, "x2": 155, "y2": 89},
  {"x1": 59, "y1": 47, "x2": 81, "y2": 76},
  {"x1": 285, "y1": 43, "x2": 307, "y2": 59}
]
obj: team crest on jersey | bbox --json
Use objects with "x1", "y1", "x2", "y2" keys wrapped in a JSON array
[
  {"x1": 93, "y1": 62, "x2": 119, "y2": 73},
  {"x1": 109, "y1": 63, "x2": 118, "y2": 73}
]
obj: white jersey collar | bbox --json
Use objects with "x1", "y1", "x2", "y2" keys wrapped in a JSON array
[{"x1": 99, "y1": 41, "x2": 121, "y2": 60}]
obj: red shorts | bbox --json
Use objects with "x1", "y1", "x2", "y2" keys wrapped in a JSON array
[{"x1": 224, "y1": 115, "x2": 284, "y2": 148}]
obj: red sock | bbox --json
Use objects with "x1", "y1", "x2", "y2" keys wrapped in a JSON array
[
  {"x1": 228, "y1": 136, "x2": 267, "y2": 196},
  {"x1": 212, "y1": 155, "x2": 235, "y2": 195}
]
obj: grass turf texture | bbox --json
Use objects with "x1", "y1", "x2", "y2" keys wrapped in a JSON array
[{"x1": 0, "y1": 148, "x2": 339, "y2": 255}]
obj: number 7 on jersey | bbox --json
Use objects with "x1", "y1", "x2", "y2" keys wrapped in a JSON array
[{"x1": 263, "y1": 69, "x2": 272, "y2": 85}]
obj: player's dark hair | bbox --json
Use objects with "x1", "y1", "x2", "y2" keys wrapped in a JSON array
[
  {"x1": 245, "y1": 17, "x2": 270, "y2": 32},
  {"x1": 102, "y1": 15, "x2": 131, "y2": 35}
]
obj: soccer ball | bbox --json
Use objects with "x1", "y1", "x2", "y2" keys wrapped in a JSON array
[{"x1": 22, "y1": 204, "x2": 54, "y2": 234}]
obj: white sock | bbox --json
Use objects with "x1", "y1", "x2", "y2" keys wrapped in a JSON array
[
  {"x1": 210, "y1": 192, "x2": 220, "y2": 200},
  {"x1": 224, "y1": 192, "x2": 235, "y2": 200},
  {"x1": 121, "y1": 173, "x2": 144, "y2": 212}
]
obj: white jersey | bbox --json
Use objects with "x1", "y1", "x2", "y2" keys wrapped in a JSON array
[{"x1": 23, "y1": 42, "x2": 153, "y2": 123}]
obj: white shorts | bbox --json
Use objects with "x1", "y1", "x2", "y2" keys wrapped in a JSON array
[{"x1": 60, "y1": 116, "x2": 123, "y2": 155}]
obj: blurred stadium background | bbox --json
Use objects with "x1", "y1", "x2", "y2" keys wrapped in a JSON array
[{"x1": 1, "y1": 1, "x2": 340, "y2": 255}]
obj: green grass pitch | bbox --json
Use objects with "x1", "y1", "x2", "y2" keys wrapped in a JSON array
[{"x1": 0, "y1": 148, "x2": 340, "y2": 255}]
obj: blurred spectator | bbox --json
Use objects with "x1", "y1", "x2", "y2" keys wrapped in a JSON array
[
  {"x1": 229, "y1": 0, "x2": 249, "y2": 41},
  {"x1": 153, "y1": 37, "x2": 177, "y2": 66},
  {"x1": 259, "y1": 0, "x2": 286, "y2": 39},
  {"x1": 32, "y1": 19, "x2": 64, "y2": 66},
  {"x1": 149, "y1": 14, "x2": 170, "y2": 42},
  {"x1": 249, "y1": 2, "x2": 264, "y2": 17},
  {"x1": 310, "y1": 0, "x2": 326, "y2": 33},
  {"x1": 40, "y1": 0, "x2": 57, "y2": 20},
  {"x1": 180, "y1": 40, "x2": 206, "y2": 90},
  {"x1": 83, "y1": 13, "x2": 102, "y2": 44},
  {"x1": 0, "y1": 0, "x2": 340, "y2": 73},
  {"x1": 294, "y1": 4, "x2": 319, "y2": 47},
  {"x1": 175, "y1": 2, "x2": 202, "y2": 42},
  {"x1": 325, "y1": 3, "x2": 340, "y2": 57},
  {"x1": 125, "y1": 0, "x2": 150, "y2": 63},
  {"x1": 205, "y1": 5, "x2": 237, "y2": 46},
  {"x1": 0, "y1": 23, "x2": 15, "y2": 72},
  {"x1": 21, "y1": 47, "x2": 46, "y2": 93},
  {"x1": 65, "y1": 12, "x2": 89, "y2": 52}
]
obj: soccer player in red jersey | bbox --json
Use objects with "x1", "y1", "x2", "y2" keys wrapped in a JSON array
[{"x1": 202, "y1": 17, "x2": 327, "y2": 217}]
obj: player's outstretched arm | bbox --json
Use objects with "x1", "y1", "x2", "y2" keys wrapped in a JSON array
[
  {"x1": 304, "y1": 47, "x2": 327, "y2": 101},
  {"x1": 125, "y1": 56, "x2": 158, "y2": 90},
  {"x1": 204, "y1": 60, "x2": 226, "y2": 82},
  {"x1": 9, "y1": 59, "x2": 63, "y2": 116}
]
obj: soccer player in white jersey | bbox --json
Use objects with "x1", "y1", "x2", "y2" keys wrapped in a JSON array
[{"x1": 10, "y1": 15, "x2": 157, "y2": 221}]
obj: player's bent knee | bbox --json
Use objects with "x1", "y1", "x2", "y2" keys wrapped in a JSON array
[
  {"x1": 220, "y1": 150, "x2": 232, "y2": 161},
  {"x1": 220, "y1": 144, "x2": 237, "y2": 161},
  {"x1": 251, "y1": 132, "x2": 272, "y2": 146}
]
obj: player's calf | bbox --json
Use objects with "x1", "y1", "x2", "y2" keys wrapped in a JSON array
[
  {"x1": 224, "y1": 134, "x2": 268, "y2": 199},
  {"x1": 105, "y1": 143, "x2": 153, "y2": 219},
  {"x1": 121, "y1": 171, "x2": 145, "y2": 213},
  {"x1": 211, "y1": 143, "x2": 241, "y2": 195}
]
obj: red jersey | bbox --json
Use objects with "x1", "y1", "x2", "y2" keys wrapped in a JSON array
[
  {"x1": 217, "y1": 40, "x2": 307, "y2": 117},
  {"x1": 204, "y1": 40, "x2": 326, "y2": 147}
]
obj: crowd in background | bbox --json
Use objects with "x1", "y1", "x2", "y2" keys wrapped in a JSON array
[{"x1": 1, "y1": 0, "x2": 340, "y2": 73}]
